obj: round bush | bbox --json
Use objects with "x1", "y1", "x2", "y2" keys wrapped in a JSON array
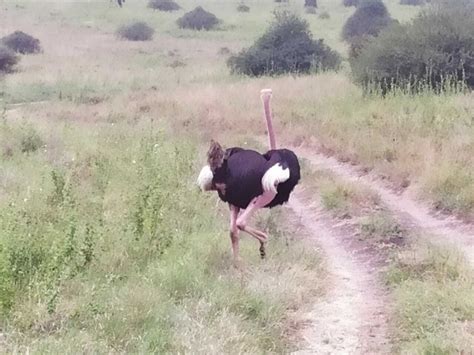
[
  {"x1": 227, "y1": 11, "x2": 341, "y2": 76},
  {"x1": 116, "y1": 22, "x2": 154, "y2": 41},
  {"x1": 177, "y1": 6, "x2": 219, "y2": 30},
  {"x1": 305, "y1": 0, "x2": 318, "y2": 7},
  {"x1": 0, "y1": 45, "x2": 19, "y2": 73},
  {"x1": 343, "y1": 0, "x2": 359, "y2": 6},
  {"x1": 1, "y1": 31, "x2": 41, "y2": 54},
  {"x1": 351, "y1": 0, "x2": 474, "y2": 92},
  {"x1": 148, "y1": 0, "x2": 180, "y2": 12},
  {"x1": 237, "y1": 3, "x2": 250, "y2": 12},
  {"x1": 342, "y1": 0, "x2": 393, "y2": 41}
]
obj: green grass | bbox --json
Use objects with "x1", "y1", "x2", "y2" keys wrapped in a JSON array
[
  {"x1": 387, "y1": 245, "x2": 474, "y2": 354},
  {"x1": 1, "y1": 0, "x2": 473, "y2": 352},
  {"x1": 0, "y1": 115, "x2": 322, "y2": 352}
]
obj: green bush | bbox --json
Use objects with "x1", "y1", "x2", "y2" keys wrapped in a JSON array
[
  {"x1": 116, "y1": 22, "x2": 154, "y2": 41},
  {"x1": 237, "y1": 3, "x2": 250, "y2": 12},
  {"x1": 343, "y1": 0, "x2": 359, "y2": 6},
  {"x1": 342, "y1": 0, "x2": 393, "y2": 42},
  {"x1": 351, "y1": 0, "x2": 474, "y2": 92},
  {"x1": 0, "y1": 45, "x2": 19, "y2": 72},
  {"x1": 147, "y1": 0, "x2": 180, "y2": 12},
  {"x1": 177, "y1": 6, "x2": 219, "y2": 30},
  {"x1": 1, "y1": 31, "x2": 41, "y2": 54},
  {"x1": 228, "y1": 12, "x2": 341, "y2": 76}
]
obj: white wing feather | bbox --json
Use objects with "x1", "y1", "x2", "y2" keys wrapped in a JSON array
[{"x1": 262, "y1": 163, "x2": 290, "y2": 194}]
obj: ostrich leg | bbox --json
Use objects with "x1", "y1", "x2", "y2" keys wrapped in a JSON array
[
  {"x1": 229, "y1": 205, "x2": 241, "y2": 267},
  {"x1": 236, "y1": 191, "x2": 276, "y2": 259}
]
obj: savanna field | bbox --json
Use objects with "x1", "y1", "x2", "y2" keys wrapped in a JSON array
[{"x1": 0, "y1": 0, "x2": 473, "y2": 353}]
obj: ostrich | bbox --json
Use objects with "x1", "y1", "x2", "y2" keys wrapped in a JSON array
[{"x1": 197, "y1": 89, "x2": 300, "y2": 266}]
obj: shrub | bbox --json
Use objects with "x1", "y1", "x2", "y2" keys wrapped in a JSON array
[
  {"x1": 237, "y1": 3, "x2": 250, "y2": 12},
  {"x1": 147, "y1": 0, "x2": 180, "y2": 12},
  {"x1": 400, "y1": 0, "x2": 425, "y2": 4},
  {"x1": 343, "y1": 0, "x2": 359, "y2": 6},
  {"x1": 342, "y1": 0, "x2": 393, "y2": 42},
  {"x1": 319, "y1": 11, "x2": 330, "y2": 19},
  {"x1": 116, "y1": 22, "x2": 154, "y2": 41},
  {"x1": 0, "y1": 45, "x2": 19, "y2": 73},
  {"x1": 20, "y1": 125, "x2": 44, "y2": 153},
  {"x1": 177, "y1": 6, "x2": 219, "y2": 30},
  {"x1": 1, "y1": 31, "x2": 41, "y2": 54},
  {"x1": 305, "y1": 0, "x2": 318, "y2": 7},
  {"x1": 228, "y1": 11, "x2": 341, "y2": 76},
  {"x1": 351, "y1": 0, "x2": 474, "y2": 92}
]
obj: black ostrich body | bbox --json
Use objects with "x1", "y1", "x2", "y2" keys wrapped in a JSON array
[{"x1": 212, "y1": 147, "x2": 301, "y2": 209}]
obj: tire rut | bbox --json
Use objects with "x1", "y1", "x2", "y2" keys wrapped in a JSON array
[
  {"x1": 288, "y1": 191, "x2": 390, "y2": 355},
  {"x1": 290, "y1": 142, "x2": 474, "y2": 268}
]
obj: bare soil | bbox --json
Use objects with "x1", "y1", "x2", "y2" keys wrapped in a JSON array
[{"x1": 288, "y1": 190, "x2": 390, "y2": 354}]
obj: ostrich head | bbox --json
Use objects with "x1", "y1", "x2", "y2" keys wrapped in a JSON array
[{"x1": 207, "y1": 140, "x2": 225, "y2": 173}]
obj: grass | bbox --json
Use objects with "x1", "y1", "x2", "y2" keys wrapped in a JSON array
[
  {"x1": 0, "y1": 114, "x2": 322, "y2": 352},
  {"x1": 0, "y1": 0, "x2": 473, "y2": 352},
  {"x1": 387, "y1": 245, "x2": 474, "y2": 354}
]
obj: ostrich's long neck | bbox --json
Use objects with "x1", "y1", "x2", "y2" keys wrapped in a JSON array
[{"x1": 262, "y1": 93, "x2": 276, "y2": 150}]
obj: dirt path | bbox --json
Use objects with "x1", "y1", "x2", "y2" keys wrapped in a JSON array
[
  {"x1": 288, "y1": 190, "x2": 390, "y2": 354},
  {"x1": 290, "y1": 142, "x2": 474, "y2": 268}
]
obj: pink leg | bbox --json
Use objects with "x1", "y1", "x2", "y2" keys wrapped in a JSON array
[
  {"x1": 229, "y1": 204, "x2": 240, "y2": 268},
  {"x1": 236, "y1": 191, "x2": 276, "y2": 259}
]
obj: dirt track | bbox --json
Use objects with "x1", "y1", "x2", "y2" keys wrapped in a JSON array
[
  {"x1": 289, "y1": 191, "x2": 390, "y2": 354},
  {"x1": 282, "y1": 140, "x2": 473, "y2": 354}
]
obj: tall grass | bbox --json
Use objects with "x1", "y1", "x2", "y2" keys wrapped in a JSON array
[{"x1": 0, "y1": 114, "x2": 322, "y2": 352}]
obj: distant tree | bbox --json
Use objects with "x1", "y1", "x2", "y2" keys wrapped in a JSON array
[
  {"x1": 305, "y1": 0, "x2": 318, "y2": 7},
  {"x1": 1, "y1": 31, "x2": 41, "y2": 54},
  {"x1": 177, "y1": 7, "x2": 220, "y2": 30},
  {"x1": 351, "y1": 0, "x2": 474, "y2": 92},
  {"x1": 116, "y1": 22, "x2": 154, "y2": 41},
  {"x1": 148, "y1": 0, "x2": 181, "y2": 12},
  {"x1": 228, "y1": 11, "x2": 341, "y2": 76},
  {"x1": 342, "y1": 0, "x2": 392, "y2": 41}
]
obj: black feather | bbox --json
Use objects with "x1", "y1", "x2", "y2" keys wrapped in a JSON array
[{"x1": 212, "y1": 147, "x2": 300, "y2": 209}]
